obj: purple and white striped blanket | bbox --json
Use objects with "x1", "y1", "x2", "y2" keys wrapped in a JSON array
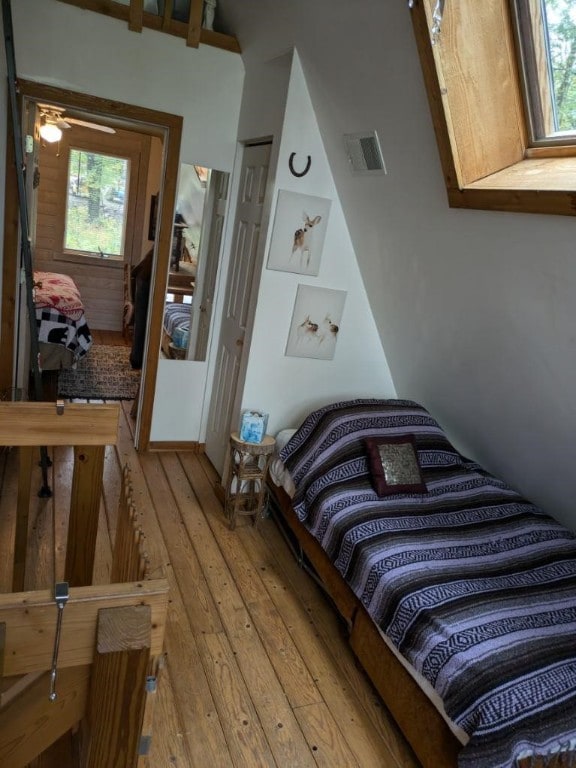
[{"x1": 280, "y1": 399, "x2": 576, "y2": 768}]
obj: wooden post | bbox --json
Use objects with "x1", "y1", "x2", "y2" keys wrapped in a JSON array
[
  {"x1": 162, "y1": 0, "x2": 173, "y2": 30},
  {"x1": 84, "y1": 605, "x2": 151, "y2": 768},
  {"x1": 13, "y1": 446, "x2": 34, "y2": 591},
  {"x1": 186, "y1": 0, "x2": 203, "y2": 47},
  {"x1": 128, "y1": 0, "x2": 143, "y2": 32},
  {"x1": 65, "y1": 445, "x2": 105, "y2": 587}
]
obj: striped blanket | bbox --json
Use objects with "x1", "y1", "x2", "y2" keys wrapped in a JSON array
[
  {"x1": 163, "y1": 301, "x2": 191, "y2": 339},
  {"x1": 280, "y1": 399, "x2": 576, "y2": 768}
]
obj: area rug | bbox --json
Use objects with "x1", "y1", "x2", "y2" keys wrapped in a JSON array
[{"x1": 58, "y1": 344, "x2": 141, "y2": 401}]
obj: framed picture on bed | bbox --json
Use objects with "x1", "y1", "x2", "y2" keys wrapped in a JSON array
[
  {"x1": 266, "y1": 190, "x2": 331, "y2": 276},
  {"x1": 285, "y1": 284, "x2": 346, "y2": 360}
]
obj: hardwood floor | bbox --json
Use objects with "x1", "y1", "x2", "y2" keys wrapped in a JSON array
[{"x1": 0, "y1": 401, "x2": 421, "y2": 768}]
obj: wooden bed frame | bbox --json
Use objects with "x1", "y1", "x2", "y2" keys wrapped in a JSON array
[{"x1": 268, "y1": 480, "x2": 464, "y2": 768}]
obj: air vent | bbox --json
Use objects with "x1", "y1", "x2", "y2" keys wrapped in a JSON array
[{"x1": 344, "y1": 131, "x2": 386, "y2": 175}]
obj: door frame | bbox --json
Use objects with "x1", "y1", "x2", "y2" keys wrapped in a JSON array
[{"x1": 0, "y1": 80, "x2": 182, "y2": 449}]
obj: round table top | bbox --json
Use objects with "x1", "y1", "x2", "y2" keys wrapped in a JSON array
[{"x1": 230, "y1": 432, "x2": 276, "y2": 452}]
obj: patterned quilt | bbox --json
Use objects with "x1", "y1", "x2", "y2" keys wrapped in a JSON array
[
  {"x1": 280, "y1": 399, "x2": 576, "y2": 768},
  {"x1": 33, "y1": 271, "x2": 85, "y2": 321}
]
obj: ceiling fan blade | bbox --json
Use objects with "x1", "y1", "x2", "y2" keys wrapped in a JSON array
[{"x1": 66, "y1": 117, "x2": 116, "y2": 134}]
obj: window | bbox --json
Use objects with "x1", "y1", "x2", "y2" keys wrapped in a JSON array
[
  {"x1": 64, "y1": 149, "x2": 130, "y2": 260},
  {"x1": 513, "y1": 0, "x2": 576, "y2": 144},
  {"x1": 410, "y1": 0, "x2": 576, "y2": 217}
]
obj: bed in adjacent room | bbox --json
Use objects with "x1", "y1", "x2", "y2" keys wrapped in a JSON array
[
  {"x1": 268, "y1": 399, "x2": 576, "y2": 768},
  {"x1": 162, "y1": 300, "x2": 191, "y2": 359},
  {"x1": 33, "y1": 270, "x2": 92, "y2": 370}
]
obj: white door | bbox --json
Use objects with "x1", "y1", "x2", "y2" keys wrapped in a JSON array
[{"x1": 204, "y1": 142, "x2": 271, "y2": 475}]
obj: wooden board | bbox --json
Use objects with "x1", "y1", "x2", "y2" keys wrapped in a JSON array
[
  {"x1": 0, "y1": 580, "x2": 168, "y2": 675},
  {"x1": 0, "y1": 403, "x2": 120, "y2": 447}
]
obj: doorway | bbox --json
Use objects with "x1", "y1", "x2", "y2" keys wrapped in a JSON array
[{"x1": 0, "y1": 79, "x2": 183, "y2": 449}]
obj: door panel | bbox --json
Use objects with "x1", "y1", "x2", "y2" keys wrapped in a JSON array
[{"x1": 204, "y1": 142, "x2": 271, "y2": 475}]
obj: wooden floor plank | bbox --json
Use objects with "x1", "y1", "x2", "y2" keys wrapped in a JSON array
[
  {"x1": 146, "y1": 654, "x2": 195, "y2": 768},
  {"x1": 294, "y1": 700, "x2": 368, "y2": 768},
  {"x1": 141, "y1": 452, "x2": 222, "y2": 634},
  {"x1": 164, "y1": 453, "x2": 318, "y2": 766},
  {"x1": 163, "y1": 609, "x2": 230, "y2": 766},
  {"x1": 196, "y1": 631, "x2": 277, "y2": 768}
]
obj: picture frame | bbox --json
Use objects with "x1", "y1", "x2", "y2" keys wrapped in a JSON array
[
  {"x1": 267, "y1": 190, "x2": 331, "y2": 276},
  {"x1": 285, "y1": 284, "x2": 347, "y2": 360}
]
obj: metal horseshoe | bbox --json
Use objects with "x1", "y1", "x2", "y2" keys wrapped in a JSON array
[{"x1": 288, "y1": 152, "x2": 311, "y2": 178}]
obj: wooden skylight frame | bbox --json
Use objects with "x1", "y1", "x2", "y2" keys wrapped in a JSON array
[{"x1": 410, "y1": 0, "x2": 576, "y2": 217}]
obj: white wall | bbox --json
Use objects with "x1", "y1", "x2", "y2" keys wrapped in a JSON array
[
  {"x1": 0, "y1": 0, "x2": 244, "y2": 441},
  {"x1": 240, "y1": 52, "x2": 395, "y2": 435},
  {"x1": 217, "y1": 0, "x2": 576, "y2": 530}
]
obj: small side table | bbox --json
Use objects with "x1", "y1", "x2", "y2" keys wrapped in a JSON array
[{"x1": 224, "y1": 432, "x2": 276, "y2": 530}]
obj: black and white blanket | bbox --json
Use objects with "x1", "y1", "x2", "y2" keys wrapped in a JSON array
[
  {"x1": 36, "y1": 306, "x2": 92, "y2": 366},
  {"x1": 280, "y1": 399, "x2": 576, "y2": 768}
]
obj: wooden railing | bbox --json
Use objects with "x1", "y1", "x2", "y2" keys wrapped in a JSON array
[
  {"x1": 0, "y1": 402, "x2": 169, "y2": 767},
  {"x1": 55, "y1": 0, "x2": 241, "y2": 53}
]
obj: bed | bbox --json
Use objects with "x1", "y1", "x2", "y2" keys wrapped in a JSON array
[
  {"x1": 162, "y1": 300, "x2": 191, "y2": 358},
  {"x1": 268, "y1": 399, "x2": 576, "y2": 768},
  {"x1": 33, "y1": 271, "x2": 92, "y2": 370}
]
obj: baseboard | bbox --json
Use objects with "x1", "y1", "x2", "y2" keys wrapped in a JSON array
[{"x1": 148, "y1": 441, "x2": 205, "y2": 452}]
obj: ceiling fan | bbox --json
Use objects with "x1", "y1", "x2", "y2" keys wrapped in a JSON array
[{"x1": 38, "y1": 104, "x2": 116, "y2": 143}]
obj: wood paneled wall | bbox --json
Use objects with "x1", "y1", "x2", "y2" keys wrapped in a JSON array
[{"x1": 34, "y1": 124, "x2": 154, "y2": 331}]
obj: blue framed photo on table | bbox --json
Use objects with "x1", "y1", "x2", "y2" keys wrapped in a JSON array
[{"x1": 239, "y1": 410, "x2": 269, "y2": 443}]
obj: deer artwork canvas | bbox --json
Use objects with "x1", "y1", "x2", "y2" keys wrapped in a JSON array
[
  {"x1": 285, "y1": 284, "x2": 347, "y2": 360},
  {"x1": 267, "y1": 190, "x2": 331, "y2": 276}
]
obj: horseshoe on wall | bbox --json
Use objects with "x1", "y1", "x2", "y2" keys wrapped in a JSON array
[{"x1": 289, "y1": 152, "x2": 311, "y2": 178}]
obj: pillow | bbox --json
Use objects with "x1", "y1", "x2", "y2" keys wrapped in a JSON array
[{"x1": 365, "y1": 435, "x2": 427, "y2": 497}]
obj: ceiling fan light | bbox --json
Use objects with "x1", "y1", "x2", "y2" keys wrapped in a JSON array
[{"x1": 39, "y1": 122, "x2": 62, "y2": 143}]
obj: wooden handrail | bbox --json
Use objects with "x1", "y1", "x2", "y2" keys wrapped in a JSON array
[{"x1": 0, "y1": 402, "x2": 119, "y2": 447}]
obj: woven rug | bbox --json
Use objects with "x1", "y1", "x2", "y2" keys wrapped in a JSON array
[{"x1": 58, "y1": 344, "x2": 140, "y2": 401}]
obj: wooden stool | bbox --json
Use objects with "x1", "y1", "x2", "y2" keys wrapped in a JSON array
[{"x1": 224, "y1": 432, "x2": 276, "y2": 530}]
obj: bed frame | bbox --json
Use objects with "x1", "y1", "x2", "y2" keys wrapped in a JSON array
[{"x1": 268, "y1": 480, "x2": 464, "y2": 768}]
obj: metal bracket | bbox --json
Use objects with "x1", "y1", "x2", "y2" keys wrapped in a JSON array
[{"x1": 49, "y1": 581, "x2": 69, "y2": 701}]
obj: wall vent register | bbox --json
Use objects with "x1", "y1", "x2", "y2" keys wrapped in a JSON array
[{"x1": 344, "y1": 131, "x2": 386, "y2": 175}]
